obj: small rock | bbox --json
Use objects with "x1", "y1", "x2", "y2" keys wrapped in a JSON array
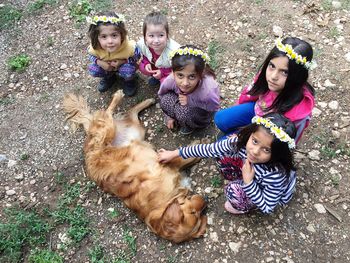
[
  {"x1": 312, "y1": 107, "x2": 322, "y2": 117},
  {"x1": 228, "y1": 241, "x2": 242, "y2": 254},
  {"x1": 7, "y1": 160, "x2": 17, "y2": 168},
  {"x1": 306, "y1": 224, "x2": 316, "y2": 233},
  {"x1": 332, "y1": 1, "x2": 342, "y2": 9},
  {"x1": 0, "y1": 154, "x2": 7, "y2": 162},
  {"x1": 314, "y1": 203, "x2": 327, "y2": 213},
  {"x1": 308, "y1": 150, "x2": 320, "y2": 161},
  {"x1": 60, "y1": 63, "x2": 68, "y2": 70},
  {"x1": 6, "y1": 189, "x2": 16, "y2": 196},
  {"x1": 328, "y1": 101, "x2": 339, "y2": 110},
  {"x1": 272, "y1": 25, "x2": 283, "y2": 37},
  {"x1": 324, "y1": 79, "x2": 336, "y2": 87},
  {"x1": 210, "y1": 232, "x2": 219, "y2": 242},
  {"x1": 15, "y1": 174, "x2": 24, "y2": 181},
  {"x1": 345, "y1": 52, "x2": 350, "y2": 62}
]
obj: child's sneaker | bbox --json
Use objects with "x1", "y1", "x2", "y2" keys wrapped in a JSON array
[
  {"x1": 179, "y1": 126, "x2": 194, "y2": 135},
  {"x1": 98, "y1": 75, "x2": 117, "y2": 92},
  {"x1": 148, "y1": 77, "x2": 160, "y2": 87},
  {"x1": 123, "y1": 78, "x2": 137, "y2": 97}
]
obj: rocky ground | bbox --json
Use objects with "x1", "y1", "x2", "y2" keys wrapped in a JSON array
[{"x1": 1, "y1": 0, "x2": 350, "y2": 262}]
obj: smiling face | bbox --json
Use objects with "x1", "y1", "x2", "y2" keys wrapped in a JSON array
[
  {"x1": 246, "y1": 126, "x2": 273, "y2": 164},
  {"x1": 173, "y1": 63, "x2": 201, "y2": 94},
  {"x1": 265, "y1": 56, "x2": 289, "y2": 94},
  {"x1": 97, "y1": 25, "x2": 122, "y2": 53},
  {"x1": 144, "y1": 24, "x2": 168, "y2": 55}
]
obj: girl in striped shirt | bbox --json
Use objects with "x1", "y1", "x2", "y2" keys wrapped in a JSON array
[{"x1": 158, "y1": 112, "x2": 297, "y2": 214}]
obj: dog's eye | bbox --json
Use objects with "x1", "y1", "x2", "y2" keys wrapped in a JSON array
[{"x1": 179, "y1": 202, "x2": 185, "y2": 205}]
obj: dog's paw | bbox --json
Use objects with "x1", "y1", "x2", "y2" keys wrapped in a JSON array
[
  {"x1": 146, "y1": 98, "x2": 156, "y2": 105},
  {"x1": 200, "y1": 137, "x2": 211, "y2": 144},
  {"x1": 113, "y1": 90, "x2": 125, "y2": 98}
]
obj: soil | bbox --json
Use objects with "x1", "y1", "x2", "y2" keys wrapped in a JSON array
[{"x1": 1, "y1": 0, "x2": 350, "y2": 262}]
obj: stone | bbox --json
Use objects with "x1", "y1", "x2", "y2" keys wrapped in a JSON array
[
  {"x1": 272, "y1": 25, "x2": 283, "y2": 37},
  {"x1": 6, "y1": 189, "x2": 16, "y2": 196},
  {"x1": 332, "y1": 1, "x2": 342, "y2": 9},
  {"x1": 308, "y1": 150, "x2": 320, "y2": 161},
  {"x1": 312, "y1": 107, "x2": 322, "y2": 117},
  {"x1": 324, "y1": 79, "x2": 336, "y2": 87},
  {"x1": 228, "y1": 241, "x2": 242, "y2": 253},
  {"x1": 328, "y1": 101, "x2": 339, "y2": 110},
  {"x1": 314, "y1": 203, "x2": 327, "y2": 213}
]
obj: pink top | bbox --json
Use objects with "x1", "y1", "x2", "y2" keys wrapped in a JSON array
[
  {"x1": 139, "y1": 48, "x2": 172, "y2": 83},
  {"x1": 238, "y1": 82, "x2": 315, "y2": 122}
]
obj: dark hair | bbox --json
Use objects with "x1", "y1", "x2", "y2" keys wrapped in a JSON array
[
  {"x1": 171, "y1": 45, "x2": 216, "y2": 78},
  {"x1": 236, "y1": 112, "x2": 296, "y2": 174},
  {"x1": 143, "y1": 11, "x2": 169, "y2": 39},
  {"x1": 249, "y1": 37, "x2": 315, "y2": 114},
  {"x1": 88, "y1": 11, "x2": 128, "y2": 50}
]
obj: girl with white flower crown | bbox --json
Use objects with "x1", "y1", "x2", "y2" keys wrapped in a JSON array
[
  {"x1": 215, "y1": 37, "x2": 316, "y2": 143},
  {"x1": 158, "y1": 112, "x2": 297, "y2": 214},
  {"x1": 137, "y1": 11, "x2": 180, "y2": 87},
  {"x1": 158, "y1": 45, "x2": 220, "y2": 135},
  {"x1": 87, "y1": 11, "x2": 140, "y2": 96}
]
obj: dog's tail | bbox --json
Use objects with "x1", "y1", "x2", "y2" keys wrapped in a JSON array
[{"x1": 63, "y1": 93, "x2": 92, "y2": 132}]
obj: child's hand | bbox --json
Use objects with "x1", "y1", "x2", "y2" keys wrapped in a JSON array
[
  {"x1": 152, "y1": 70, "x2": 161, "y2": 80},
  {"x1": 178, "y1": 94, "x2": 188, "y2": 106},
  {"x1": 145, "y1": 64, "x2": 156, "y2": 74},
  {"x1": 166, "y1": 117, "x2": 175, "y2": 129},
  {"x1": 110, "y1": 59, "x2": 126, "y2": 69},
  {"x1": 157, "y1": 149, "x2": 180, "y2": 163},
  {"x1": 242, "y1": 159, "x2": 254, "y2": 184},
  {"x1": 97, "y1": 60, "x2": 115, "y2": 71}
]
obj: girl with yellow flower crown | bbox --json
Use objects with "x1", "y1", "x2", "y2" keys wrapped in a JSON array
[
  {"x1": 87, "y1": 11, "x2": 140, "y2": 96},
  {"x1": 215, "y1": 37, "x2": 316, "y2": 144},
  {"x1": 158, "y1": 112, "x2": 297, "y2": 215},
  {"x1": 158, "y1": 45, "x2": 220, "y2": 135}
]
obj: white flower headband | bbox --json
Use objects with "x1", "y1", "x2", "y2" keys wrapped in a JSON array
[
  {"x1": 169, "y1": 47, "x2": 210, "y2": 63},
  {"x1": 275, "y1": 38, "x2": 317, "y2": 70},
  {"x1": 252, "y1": 116, "x2": 296, "y2": 149},
  {"x1": 86, "y1": 14, "x2": 125, "y2": 25}
]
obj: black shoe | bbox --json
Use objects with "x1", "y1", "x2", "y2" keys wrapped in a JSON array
[
  {"x1": 148, "y1": 77, "x2": 160, "y2": 87},
  {"x1": 98, "y1": 74, "x2": 117, "y2": 92},
  {"x1": 123, "y1": 78, "x2": 137, "y2": 97},
  {"x1": 179, "y1": 126, "x2": 194, "y2": 135}
]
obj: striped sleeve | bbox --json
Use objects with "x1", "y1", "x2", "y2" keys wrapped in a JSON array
[
  {"x1": 88, "y1": 54, "x2": 98, "y2": 63},
  {"x1": 242, "y1": 168, "x2": 288, "y2": 214},
  {"x1": 179, "y1": 137, "x2": 236, "y2": 159}
]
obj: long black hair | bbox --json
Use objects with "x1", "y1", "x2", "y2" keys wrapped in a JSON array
[
  {"x1": 248, "y1": 37, "x2": 315, "y2": 114},
  {"x1": 171, "y1": 45, "x2": 216, "y2": 78},
  {"x1": 236, "y1": 112, "x2": 297, "y2": 174}
]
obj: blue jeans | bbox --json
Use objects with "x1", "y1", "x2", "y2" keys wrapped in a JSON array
[{"x1": 214, "y1": 102, "x2": 255, "y2": 136}]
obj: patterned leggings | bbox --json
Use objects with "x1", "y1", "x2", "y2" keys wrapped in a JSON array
[
  {"x1": 159, "y1": 92, "x2": 213, "y2": 129},
  {"x1": 217, "y1": 156, "x2": 256, "y2": 213},
  {"x1": 88, "y1": 61, "x2": 137, "y2": 81}
]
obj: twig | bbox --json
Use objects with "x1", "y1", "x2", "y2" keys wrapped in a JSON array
[
  {"x1": 324, "y1": 204, "x2": 342, "y2": 222},
  {"x1": 82, "y1": 165, "x2": 87, "y2": 178}
]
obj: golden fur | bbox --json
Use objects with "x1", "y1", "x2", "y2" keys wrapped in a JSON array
[{"x1": 62, "y1": 90, "x2": 207, "y2": 243}]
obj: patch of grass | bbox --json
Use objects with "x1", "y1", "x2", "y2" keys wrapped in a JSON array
[
  {"x1": 28, "y1": 248, "x2": 63, "y2": 263},
  {"x1": 314, "y1": 134, "x2": 350, "y2": 159},
  {"x1": 47, "y1": 36, "x2": 54, "y2": 47},
  {"x1": 0, "y1": 207, "x2": 51, "y2": 262},
  {"x1": 0, "y1": 97, "x2": 15, "y2": 106},
  {"x1": 167, "y1": 254, "x2": 179, "y2": 263},
  {"x1": 69, "y1": 0, "x2": 93, "y2": 22},
  {"x1": 0, "y1": 5, "x2": 22, "y2": 30},
  {"x1": 54, "y1": 171, "x2": 66, "y2": 185},
  {"x1": 91, "y1": 0, "x2": 113, "y2": 12},
  {"x1": 113, "y1": 250, "x2": 131, "y2": 263},
  {"x1": 235, "y1": 38, "x2": 253, "y2": 52},
  {"x1": 329, "y1": 27, "x2": 340, "y2": 38},
  {"x1": 122, "y1": 226, "x2": 137, "y2": 256},
  {"x1": 107, "y1": 207, "x2": 120, "y2": 219},
  {"x1": 155, "y1": 124, "x2": 164, "y2": 133},
  {"x1": 20, "y1": 153, "x2": 29, "y2": 160},
  {"x1": 331, "y1": 174, "x2": 341, "y2": 187},
  {"x1": 207, "y1": 40, "x2": 224, "y2": 70},
  {"x1": 89, "y1": 245, "x2": 105, "y2": 263},
  {"x1": 321, "y1": 0, "x2": 332, "y2": 10},
  {"x1": 27, "y1": 0, "x2": 57, "y2": 13},
  {"x1": 210, "y1": 175, "x2": 222, "y2": 188},
  {"x1": 7, "y1": 54, "x2": 31, "y2": 72}
]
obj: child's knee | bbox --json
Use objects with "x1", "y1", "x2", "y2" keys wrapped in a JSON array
[{"x1": 118, "y1": 63, "x2": 136, "y2": 81}]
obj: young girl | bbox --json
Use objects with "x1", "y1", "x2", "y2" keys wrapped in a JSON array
[
  {"x1": 158, "y1": 113, "x2": 297, "y2": 214},
  {"x1": 215, "y1": 37, "x2": 316, "y2": 143},
  {"x1": 136, "y1": 11, "x2": 180, "y2": 86},
  {"x1": 158, "y1": 45, "x2": 220, "y2": 135},
  {"x1": 87, "y1": 12, "x2": 140, "y2": 96}
]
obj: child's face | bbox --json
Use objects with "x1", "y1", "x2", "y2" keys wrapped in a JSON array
[
  {"x1": 145, "y1": 24, "x2": 168, "y2": 54},
  {"x1": 265, "y1": 56, "x2": 289, "y2": 93},
  {"x1": 173, "y1": 64, "x2": 201, "y2": 94},
  {"x1": 246, "y1": 126, "x2": 273, "y2": 164},
  {"x1": 98, "y1": 25, "x2": 122, "y2": 53}
]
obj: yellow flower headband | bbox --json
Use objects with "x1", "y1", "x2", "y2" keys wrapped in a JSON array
[
  {"x1": 86, "y1": 15, "x2": 125, "y2": 25},
  {"x1": 169, "y1": 47, "x2": 210, "y2": 63},
  {"x1": 252, "y1": 116, "x2": 296, "y2": 149},
  {"x1": 275, "y1": 38, "x2": 317, "y2": 70}
]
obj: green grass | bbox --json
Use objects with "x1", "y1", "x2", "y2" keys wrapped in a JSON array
[
  {"x1": 27, "y1": 0, "x2": 57, "y2": 13},
  {"x1": 20, "y1": 153, "x2": 29, "y2": 160},
  {"x1": 210, "y1": 175, "x2": 222, "y2": 188},
  {"x1": 107, "y1": 207, "x2": 120, "y2": 219},
  {"x1": 69, "y1": 0, "x2": 93, "y2": 22},
  {"x1": 7, "y1": 54, "x2": 31, "y2": 72},
  {"x1": 28, "y1": 249, "x2": 63, "y2": 263},
  {"x1": 91, "y1": 0, "x2": 113, "y2": 12},
  {"x1": 0, "y1": 207, "x2": 51, "y2": 262},
  {"x1": 207, "y1": 40, "x2": 224, "y2": 70},
  {"x1": 0, "y1": 5, "x2": 22, "y2": 30},
  {"x1": 89, "y1": 245, "x2": 105, "y2": 263},
  {"x1": 313, "y1": 134, "x2": 350, "y2": 159},
  {"x1": 0, "y1": 97, "x2": 15, "y2": 106},
  {"x1": 122, "y1": 226, "x2": 137, "y2": 256},
  {"x1": 329, "y1": 27, "x2": 340, "y2": 38}
]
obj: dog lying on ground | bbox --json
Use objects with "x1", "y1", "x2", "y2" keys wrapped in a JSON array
[{"x1": 62, "y1": 90, "x2": 207, "y2": 243}]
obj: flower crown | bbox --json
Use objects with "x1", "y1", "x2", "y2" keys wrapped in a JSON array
[
  {"x1": 252, "y1": 116, "x2": 296, "y2": 149},
  {"x1": 86, "y1": 14, "x2": 125, "y2": 25},
  {"x1": 169, "y1": 47, "x2": 210, "y2": 63},
  {"x1": 275, "y1": 38, "x2": 317, "y2": 70}
]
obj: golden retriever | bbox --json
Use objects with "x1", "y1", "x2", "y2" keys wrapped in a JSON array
[{"x1": 62, "y1": 90, "x2": 207, "y2": 243}]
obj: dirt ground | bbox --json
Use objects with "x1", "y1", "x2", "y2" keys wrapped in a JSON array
[{"x1": 1, "y1": 0, "x2": 350, "y2": 262}]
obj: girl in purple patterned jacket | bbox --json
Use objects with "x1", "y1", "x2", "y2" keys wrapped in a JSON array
[{"x1": 158, "y1": 45, "x2": 220, "y2": 135}]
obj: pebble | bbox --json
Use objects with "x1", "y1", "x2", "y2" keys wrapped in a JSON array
[
  {"x1": 324, "y1": 79, "x2": 336, "y2": 87},
  {"x1": 60, "y1": 63, "x2": 68, "y2": 70},
  {"x1": 307, "y1": 224, "x2": 316, "y2": 233},
  {"x1": 228, "y1": 241, "x2": 242, "y2": 253},
  {"x1": 8, "y1": 160, "x2": 17, "y2": 167},
  {"x1": 6, "y1": 189, "x2": 16, "y2": 196},
  {"x1": 314, "y1": 203, "x2": 327, "y2": 213},
  {"x1": 272, "y1": 25, "x2": 283, "y2": 37},
  {"x1": 332, "y1": 1, "x2": 342, "y2": 9},
  {"x1": 210, "y1": 232, "x2": 219, "y2": 242},
  {"x1": 308, "y1": 150, "x2": 320, "y2": 161},
  {"x1": 312, "y1": 107, "x2": 322, "y2": 117},
  {"x1": 328, "y1": 101, "x2": 339, "y2": 110},
  {"x1": 0, "y1": 154, "x2": 7, "y2": 162},
  {"x1": 345, "y1": 52, "x2": 350, "y2": 62}
]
